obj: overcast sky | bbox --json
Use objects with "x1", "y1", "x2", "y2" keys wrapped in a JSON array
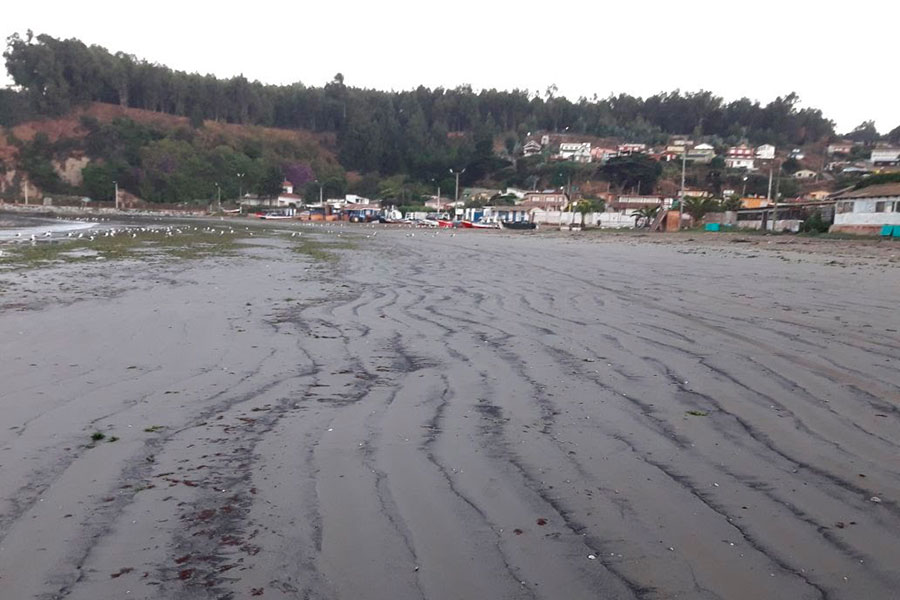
[{"x1": 4, "y1": 0, "x2": 897, "y2": 134}]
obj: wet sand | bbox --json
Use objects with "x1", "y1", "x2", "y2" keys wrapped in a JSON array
[{"x1": 1, "y1": 226, "x2": 898, "y2": 599}]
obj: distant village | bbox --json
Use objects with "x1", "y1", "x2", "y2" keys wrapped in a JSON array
[{"x1": 242, "y1": 135, "x2": 900, "y2": 236}]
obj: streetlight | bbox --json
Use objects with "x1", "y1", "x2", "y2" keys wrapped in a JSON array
[
  {"x1": 741, "y1": 175, "x2": 749, "y2": 197},
  {"x1": 113, "y1": 180, "x2": 118, "y2": 210},
  {"x1": 236, "y1": 172, "x2": 245, "y2": 203},
  {"x1": 215, "y1": 182, "x2": 221, "y2": 209}
]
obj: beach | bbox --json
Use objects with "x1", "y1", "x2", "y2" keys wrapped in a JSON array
[{"x1": 1, "y1": 222, "x2": 899, "y2": 599}]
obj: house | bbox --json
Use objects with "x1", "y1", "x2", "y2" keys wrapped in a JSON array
[
  {"x1": 831, "y1": 183, "x2": 900, "y2": 234},
  {"x1": 686, "y1": 143, "x2": 716, "y2": 163},
  {"x1": 736, "y1": 200, "x2": 835, "y2": 233},
  {"x1": 827, "y1": 142, "x2": 854, "y2": 155},
  {"x1": 590, "y1": 147, "x2": 617, "y2": 163},
  {"x1": 522, "y1": 190, "x2": 569, "y2": 210},
  {"x1": 541, "y1": 135, "x2": 550, "y2": 146},
  {"x1": 611, "y1": 195, "x2": 671, "y2": 210},
  {"x1": 269, "y1": 179, "x2": 304, "y2": 207},
  {"x1": 523, "y1": 140, "x2": 542, "y2": 157},
  {"x1": 481, "y1": 205, "x2": 532, "y2": 223},
  {"x1": 728, "y1": 145, "x2": 755, "y2": 159},
  {"x1": 805, "y1": 190, "x2": 831, "y2": 201},
  {"x1": 558, "y1": 142, "x2": 592, "y2": 163},
  {"x1": 726, "y1": 145, "x2": 756, "y2": 169},
  {"x1": 653, "y1": 150, "x2": 680, "y2": 162},
  {"x1": 618, "y1": 143, "x2": 647, "y2": 155},
  {"x1": 725, "y1": 157, "x2": 756, "y2": 170},
  {"x1": 793, "y1": 169, "x2": 817, "y2": 179},
  {"x1": 871, "y1": 148, "x2": 900, "y2": 166},
  {"x1": 756, "y1": 144, "x2": 776, "y2": 160},
  {"x1": 790, "y1": 148, "x2": 805, "y2": 159}
]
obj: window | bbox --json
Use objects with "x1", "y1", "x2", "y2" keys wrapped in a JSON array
[
  {"x1": 876, "y1": 201, "x2": 887, "y2": 213},
  {"x1": 836, "y1": 201, "x2": 854, "y2": 214}
]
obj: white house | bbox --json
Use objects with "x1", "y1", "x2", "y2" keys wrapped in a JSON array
[
  {"x1": 523, "y1": 140, "x2": 542, "y2": 157},
  {"x1": 827, "y1": 142, "x2": 854, "y2": 155},
  {"x1": 274, "y1": 180, "x2": 303, "y2": 207},
  {"x1": 725, "y1": 157, "x2": 756, "y2": 170},
  {"x1": 871, "y1": 148, "x2": 900, "y2": 166},
  {"x1": 559, "y1": 142, "x2": 592, "y2": 163},
  {"x1": 756, "y1": 144, "x2": 776, "y2": 160},
  {"x1": 687, "y1": 143, "x2": 716, "y2": 163},
  {"x1": 831, "y1": 183, "x2": 900, "y2": 234},
  {"x1": 793, "y1": 169, "x2": 817, "y2": 179}
]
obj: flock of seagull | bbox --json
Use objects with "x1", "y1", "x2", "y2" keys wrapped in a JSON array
[{"x1": 1, "y1": 218, "x2": 462, "y2": 261}]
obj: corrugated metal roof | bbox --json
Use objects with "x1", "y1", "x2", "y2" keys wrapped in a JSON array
[{"x1": 832, "y1": 183, "x2": 900, "y2": 199}]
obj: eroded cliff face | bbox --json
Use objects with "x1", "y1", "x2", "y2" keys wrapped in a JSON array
[
  {"x1": 52, "y1": 155, "x2": 90, "y2": 187},
  {"x1": 0, "y1": 169, "x2": 39, "y2": 201}
]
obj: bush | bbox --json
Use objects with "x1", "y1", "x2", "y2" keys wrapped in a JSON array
[{"x1": 800, "y1": 211, "x2": 830, "y2": 234}]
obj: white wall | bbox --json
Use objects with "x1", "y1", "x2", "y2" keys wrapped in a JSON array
[
  {"x1": 834, "y1": 198, "x2": 900, "y2": 226},
  {"x1": 530, "y1": 210, "x2": 634, "y2": 228}
]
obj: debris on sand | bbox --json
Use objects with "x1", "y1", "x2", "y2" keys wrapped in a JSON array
[{"x1": 110, "y1": 567, "x2": 134, "y2": 578}]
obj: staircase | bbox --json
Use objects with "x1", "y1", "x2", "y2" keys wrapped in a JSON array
[{"x1": 649, "y1": 208, "x2": 668, "y2": 232}]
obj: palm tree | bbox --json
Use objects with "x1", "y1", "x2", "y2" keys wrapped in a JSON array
[
  {"x1": 633, "y1": 205, "x2": 660, "y2": 228},
  {"x1": 683, "y1": 196, "x2": 718, "y2": 222}
]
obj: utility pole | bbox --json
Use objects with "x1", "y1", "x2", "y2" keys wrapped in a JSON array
[
  {"x1": 766, "y1": 168, "x2": 773, "y2": 201},
  {"x1": 215, "y1": 182, "x2": 221, "y2": 210},
  {"x1": 114, "y1": 181, "x2": 119, "y2": 210},
  {"x1": 772, "y1": 159, "x2": 781, "y2": 232},
  {"x1": 449, "y1": 168, "x2": 465, "y2": 205},
  {"x1": 678, "y1": 146, "x2": 687, "y2": 230}
]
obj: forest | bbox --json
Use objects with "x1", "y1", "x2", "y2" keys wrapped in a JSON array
[{"x1": 2, "y1": 32, "x2": 898, "y2": 205}]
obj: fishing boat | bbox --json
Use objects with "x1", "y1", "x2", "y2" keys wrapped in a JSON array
[
  {"x1": 257, "y1": 211, "x2": 293, "y2": 220},
  {"x1": 499, "y1": 220, "x2": 537, "y2": 230},
  {"x1": 461, "y1": 220, "x2": 499, "y2": 229}
]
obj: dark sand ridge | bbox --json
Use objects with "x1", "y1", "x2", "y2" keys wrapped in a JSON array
[{"x1": 0, "y1": 225, "x2": 898, "y2": 599}]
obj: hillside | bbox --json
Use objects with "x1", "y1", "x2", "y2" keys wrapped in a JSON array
[{"x1": 0, "y1": 102, "x2": 340, "y2": 204}]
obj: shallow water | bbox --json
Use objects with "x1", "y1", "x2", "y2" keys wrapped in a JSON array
[{"x1": 0, "y1": 213, "x2": 98, "y2": 242}]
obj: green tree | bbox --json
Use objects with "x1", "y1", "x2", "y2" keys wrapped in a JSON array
[
  {"x1": 781, "y1": 157, "x2": 801, "y2": 174},
  {"x1": 683, "y1": 196, "x2": 717, "y2": 222},
  {"x1": 721, "y1": 196, "x2": 742, "y2": 211},
  {"x1": 845, "y1": 120, "x2": 879, "y2": 145},
  {"x1": 601, "y1": 155, "x2": 662, "y2": 192},
  {"x1": 81, "y1": 163, "x2": 118, "y2": 200}
]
